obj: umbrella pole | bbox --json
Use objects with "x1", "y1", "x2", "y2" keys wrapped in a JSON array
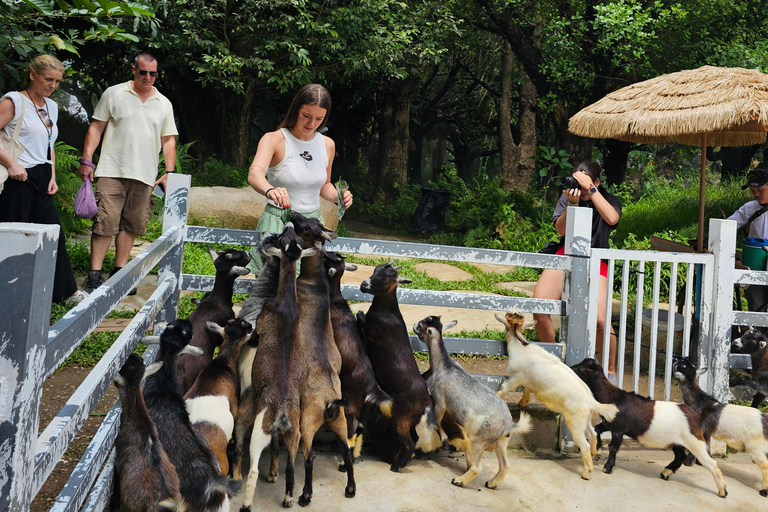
[{"x1": 698, "y1": 135, "x2": 707, "y2": 252}]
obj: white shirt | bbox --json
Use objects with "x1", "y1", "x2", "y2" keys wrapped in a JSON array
[
  {"x1": 727, "y1": 200, "x2": 768, "y2": 239},
  {"x1": 92, "y1": 82, "x2": 178, "y2": 187},
  {"x1": 266, "y1": 128, "x2": 328, "y2": 213},
  {"x1": 1, "y1": 92, "x2": 58, "y2": 168}
]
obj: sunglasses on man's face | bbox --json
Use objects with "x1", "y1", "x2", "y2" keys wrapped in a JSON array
[{"x1": 138, "y1": 69, "x2": 158, "y2": 77}]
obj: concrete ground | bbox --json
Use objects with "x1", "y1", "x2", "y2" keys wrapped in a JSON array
[{"x1": 231, "y1": 442, "x2": 762, "y2": 512}]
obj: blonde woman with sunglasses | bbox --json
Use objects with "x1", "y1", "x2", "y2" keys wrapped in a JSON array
[{"x1": 0, "y1": 55, "x2": 86, "y2": 305}]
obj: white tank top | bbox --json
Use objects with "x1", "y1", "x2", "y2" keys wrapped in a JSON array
[
  {"x1": 1, "y1": 92, "x2": 59, "y2": 168},
  {"x1": 266, "y1": 127, "x2": 328, "y2": 212}
]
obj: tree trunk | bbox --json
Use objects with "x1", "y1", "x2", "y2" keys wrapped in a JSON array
[
  {"x1": 220, "y1": 83, "x2": 257, "y2": 169},
  {"x1": 499, "y1": 43, "x2": 538, "y2": 192},
  {"x1": 375, "y1": 76, "x2": 419, "y2": 203},
  {"x1": 602, "y1": 139, "x2": 631, "y2": 185}
]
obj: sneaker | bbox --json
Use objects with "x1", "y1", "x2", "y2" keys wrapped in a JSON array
[
  {"x1": 84, "y1": 270, "x2": 104, "y2": 295},
  {"x1": 65, "y1": 290, "x2": 88, "y2": 306},
  {"x1": 109, "y1": 267, "x2": 137, "y2": 296}
]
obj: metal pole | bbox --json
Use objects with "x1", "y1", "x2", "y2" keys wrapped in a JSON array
[{"x1": 698, "y1": 135, "x2": 707, "y2": 253}]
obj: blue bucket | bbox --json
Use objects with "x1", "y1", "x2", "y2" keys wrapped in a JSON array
[{"x1": 742, "y1": 237, "x2": 768, "y2": 271}]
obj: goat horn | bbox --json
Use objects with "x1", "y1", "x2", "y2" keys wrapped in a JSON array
[
  {"x1": 386, "y1": 259, "x2": 395, "y2": 266},
  {"x1": 321, "y1": 232, "x2": 333, "y2": 242},
  {"x1": 208, "y1": 247, "x2": 218, "y2": 261},
  {"x1": 392, "y1": 265, "x2": 402, "y2": 271}
]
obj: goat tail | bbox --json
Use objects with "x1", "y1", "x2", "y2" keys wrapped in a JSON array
[
  {"x1": 414, "y1": 406, "x2": 442, "y2": 453},
  {"x1": 204, "y1": 476, "x2": 240, "y2": 511},
  {"x1": 325, "y1": 399, "x2": 349, "y2": 421},
  {"x1": 365, "y1": 387, "x2": 394, "y2": 418},
  {"x1": 158, "y1": 496, "x2": 186, "y2": 512},
  {"x1": 272, "y1": 413, "x2": 292, "y2": 434},
  {"x1": 508, "y1": 411, "x2": 533, "y2": 439},
  {"x1": 593, "y1": 402, "x2": 619, "y2": 423}
]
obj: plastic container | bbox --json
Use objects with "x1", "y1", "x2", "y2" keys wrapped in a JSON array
[
  {"x1": 640, "y1": 308, "x2": 685, "y2": 370},
  {"x1": 741, "y1": 237, "x2": 768, "y2": 271}
]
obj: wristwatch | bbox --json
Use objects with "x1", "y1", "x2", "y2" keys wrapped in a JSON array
[{"x1": 588, "y1": 184, "x2": 598, "y2": 195}]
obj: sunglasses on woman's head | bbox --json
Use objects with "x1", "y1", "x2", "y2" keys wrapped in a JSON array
[{"x1": 138, "y1": 69, "x2": 158, "y2": 77}]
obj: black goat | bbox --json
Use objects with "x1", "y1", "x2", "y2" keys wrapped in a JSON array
[
  {"x1": 571, "y1": 358, "x2": 727, "y2": 498},
  {"x1": 144, "y1": 319, "x2": 241, "y2": 512},
  {"x1": 111, "y1": 354, "x2": 183, "y2": 512},
  {"x1": 731, "y1": 327, "x2": 768, "y2": 408},
  {"x1": 357, "y1": 260, "x2": 441, "y2": 472},
  {"x1": 176, "y1": 248, "x2": 251, "y2": 393}
]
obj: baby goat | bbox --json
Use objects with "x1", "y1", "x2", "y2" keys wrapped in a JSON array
[
  {"x1": 414, "y1": 316, "x2": 531, "y2": 489},
  {"x1": 673, "y1": 356, "x2": 768, "y2": 496},
  {"x1": 185, "y1": 318, "x2": 253, "y2": 476},
  {"x1": 112, "y1": 354, "x2": 183, "y2": 512},
  {"x1": 571, "y1": 358, "x2": 727, "y2": 498},
  {"x1": 144, "y1": 319, "x2": 241, "y2": 512},
  {"x1": 731, "y1": 327, "x2": 768, "y2": 408},
  {"x1": 495, "y1": 310, "x2": 617, "y2": 480}
]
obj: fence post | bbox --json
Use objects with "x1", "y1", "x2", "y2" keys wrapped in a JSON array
[
  {"x1": 157, "y1": 173, "x2": 191, "y2": 326},
  {"x1": 0, "y1": 223, "x2": 59, "y2": 511},
  {"x1": 563, "y1": 206, "x2": 594, "y2": 366}
]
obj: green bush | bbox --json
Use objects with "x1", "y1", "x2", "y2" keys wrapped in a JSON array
[{"x1": 191, "y1": 157, "x2": 250, "y2": 188}]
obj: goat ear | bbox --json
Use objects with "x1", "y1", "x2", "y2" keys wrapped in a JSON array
[
  {"x1": 179, "y1": 345, "x2": 205, "y2": 357},
  {"x1": 140, "y1": 335, "x2": 161, "y2": 345},
  {"x1": 113, "y1": 374, "x2": 126, "y2": 388},
  {"x1": 761, "y1": 341, "x2": 767, "y2": 349},
  {"x1": 230, "y1": 266, "x2": 250, "y2": 276},
  {"x1": 495, "y1": 313, "x2": 506, "y2": 325},
  {"x1": 264, "y1": 246, "x2": 281, "y2": 257},
  {"x1": 208, "y1": 247, "x2": 218, "y2": 261},
  {"x1": 696, "y1": 367, "x2": 708, "y2": 376},
  {"x1": 301, "y1": 247, "x2": 318, "y2": 258},
  {"x1": 397, "y1": 276, "x2": 412, "y2": 284},
  {"x1": 443, "y1": 320, "x2": 458, "y2": 331},
  {"x1": 143, "y1": 361, "x2": 163, "y2": 379},
  {"x1": 206, "y1": 321, "x2": 224, "y2": 336},
  {"x1": 345, "y1": 263, "x2": 358, "y2": 272}
]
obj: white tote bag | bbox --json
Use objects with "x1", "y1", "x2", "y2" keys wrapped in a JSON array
[{"x1": 0, "y1": 97, "x2": 26, "y2": 193}]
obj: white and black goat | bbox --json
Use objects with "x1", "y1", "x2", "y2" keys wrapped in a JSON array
[
  {"x1": 414, "y1": 316, "x2": 531, "y2": 489},
  {"x1": 111, "y1": 354, "x2": 183, "y2": 512},
  {"x1": 143, "y1": 319, "x2": 241, "y2": 512},
  {"x1": 324, "y1": 250, "x2": 393, "y2": 465},
  {"x1": 495, "y1": 310, "x2": 618, "y2": 481},
  {"x1": 184, "y1": 318, "x2": 253, "y2": 477},
  {"x1": 673, "y1": 356, "x2": 768, "y2": 496},
  {"x1": 571, "y1": 357, "x2": 727, "y2": 498},
  {"x1": 357, "y1": 261, "x2": 442, "y2": 472},
  {"x1": 177, "y1": 248, "x2": 251, "y2": 393},
  {"x1": 731, "y1": 327, "x2": 768, "y2": 408}
]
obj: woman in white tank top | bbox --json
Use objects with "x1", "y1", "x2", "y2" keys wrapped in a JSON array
[{"x1": 247, "y1": 84, "x2": 353, "y2": 272}]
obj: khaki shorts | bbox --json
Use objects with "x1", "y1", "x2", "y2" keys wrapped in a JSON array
[{"x1": 92, "y1": 177, "x2": 153, "y2": 236}]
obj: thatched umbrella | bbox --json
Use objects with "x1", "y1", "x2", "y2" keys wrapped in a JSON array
[{"x1": 569, "y1": 65, "x2": 768, "y2": 251}]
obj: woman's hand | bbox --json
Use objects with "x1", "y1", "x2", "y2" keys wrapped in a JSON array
[
  {"x1": 8, "y1": 160, "x2": 27, "y2": 182},
  {"x1": 47, "y1": 178, "x2": 58, "y2": 195},
  {"x1": 343, "y1": 189, "x2": 353, "y2": 209},
  {"x1": 267, "y1": 187, "x2": 290, "y2": 209}
]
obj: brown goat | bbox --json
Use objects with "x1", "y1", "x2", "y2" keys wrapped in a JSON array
[{"x1": 184, "y1": 317, "x2": 253, "y2": 476}]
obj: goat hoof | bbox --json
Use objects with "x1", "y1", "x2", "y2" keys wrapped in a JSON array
[
  {"x1": 485, "y1": 481, "x2": 498, "y2": 490},
  {"x1": 389, "y1": 464, "x2": 400, "y2": 473},
  {"x1": 298, "y1": 495, "x2": 311, "y2": 507},
  {"x1": 451, "y1": 478, "x2": 464, "y2": 487},
  {"x1": 345, "y1": 486, "x2": 356, "y2": 498},
  {"x1": 580, "y1": 473, "x2": 591, "y2": 481},
  {"x1": 760, "y1": 489, "x2": 768, "y2": 497},
  {"x1": 660, "y1": 469, "x2": 672, "y2": 480},
  {"x1": 602, "y1": 467, "x2": 612, "y2": 474},
  {"x1": 267, "y1": 472, "x2": 278, "y2": 483},
  {"x1": 720, "y1": 488, "x2": 728, "y2": 498},
  {"x1": 240, "y1": 507, "x2": 251, "y2": 512},
  {"x1": 282, "y1": 498, "x2": 294, "y2": 508}
]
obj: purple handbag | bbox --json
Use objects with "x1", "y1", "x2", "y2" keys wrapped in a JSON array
[{"x1": 74, "y1": 176, "x2": 98, "y2": 219}]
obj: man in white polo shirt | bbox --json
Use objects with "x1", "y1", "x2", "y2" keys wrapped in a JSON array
[{"x1": 78, "y1": 53, "x2": 177, "y2": 295}]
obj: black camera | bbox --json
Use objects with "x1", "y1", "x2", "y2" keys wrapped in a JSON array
[{"x1": 560, "y1": 176, "x2": 579, "y2": 189}]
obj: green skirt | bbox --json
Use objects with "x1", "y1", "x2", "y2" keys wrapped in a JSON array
[{"x1": 246, "y1": 204, "x2": 325, "y2": 274}]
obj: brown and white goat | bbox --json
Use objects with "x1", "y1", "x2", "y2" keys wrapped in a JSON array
[
  {"x1": 112, "y1": 354, "x2": 184, "y2": 512},
  {"x1": 176, "y1": 248, "x2": 251, "y2": 393},
  {"x1": 572, "y1": 357, "x2": 727, "y2": 498},
  {"x1": 184, "y1": 317, "x2": 253, "y2": 476},
  {"x1": 357, "y1": 260, "x2": 442, "y2": 472},
  {"x1": 674, "y1": 356, "x2": 768, "y2": 496},
  {"x1": 414, "y1": 316, "x2": 532, "y2": 489},
  {"x1": 239, "y1": 223, "x2": 318, "y2": 509},
  {"x1": 324, "y1": 250, "x2": 393, "y2": 464},
  {"x1": 496, "y1": 310, "x2": 618, "y2": 480}
]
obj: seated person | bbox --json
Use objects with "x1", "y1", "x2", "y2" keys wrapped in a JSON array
[
  {"x1": 727, "y1": 168, "x2": 768, "y2": 311},
  {"x1": 533, "y1": 161, "x2": 622, "y2": 383}
]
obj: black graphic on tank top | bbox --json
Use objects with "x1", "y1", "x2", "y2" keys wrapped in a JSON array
[{"x1": 300, "y1": 151, "x2": 313, "y2": 166}]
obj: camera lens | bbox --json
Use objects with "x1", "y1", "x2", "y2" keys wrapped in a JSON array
[{"x1": 560, "y1": 176, "x2": 579, "y2": 189}]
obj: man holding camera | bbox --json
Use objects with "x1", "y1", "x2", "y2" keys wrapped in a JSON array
[
  {"x1": 77, "y1": 53, "x2": 177, "y2": 296},
  {"x1": 533, "y1": 161, "x2": 622, "y2": 380}
]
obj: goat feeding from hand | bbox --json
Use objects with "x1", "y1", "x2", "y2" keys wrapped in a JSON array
[
  {"x1": 177, "y1": 248, "x2": 251, "y2": 394},
  {"x1": 112, "y1": 355, "x2": 183, "y2": 512},
  {"x1": 673, "y1": 356, "x2": 768, "y2": 496},
  {"x1": 571, "y1": 357, "x2": 727, "y2": 498},
  {"x1": 495, "y1": 310, "x2": 618, "y2": 481},
  {"x1": 414, "y1": 316, "x2": 531, "y2": 489}
]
